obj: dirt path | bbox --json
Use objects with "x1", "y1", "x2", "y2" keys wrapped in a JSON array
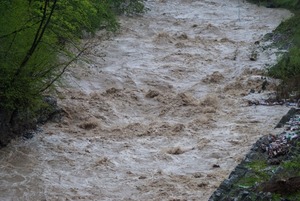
[{"x1": 0, "y1": 0, "x2": 293, "y2": 200}]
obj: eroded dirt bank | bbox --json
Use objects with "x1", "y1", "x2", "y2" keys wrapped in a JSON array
[{"x1": 0, "y1": 0, "x2": 293, "y2": 200}]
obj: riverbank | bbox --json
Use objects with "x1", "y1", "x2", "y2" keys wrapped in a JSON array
[
  {"x1": 209, "y1": 108, "x2": 300, "y2": 200},
  {"x1": 209, "y1": 1, "x2": 300, "y2": 199}
]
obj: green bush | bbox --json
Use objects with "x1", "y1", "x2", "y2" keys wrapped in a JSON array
[
  {"x1": 248, "y1": 0, "x2": 300, "y2": 99},
  {"x1": 266, "y1": 13, "x2": 300, "y2": 99},
  {"x1": 269, "y1": 47, "x2": 300, "y2": 79},
  {"x1": 0, "y1": 0, "x2": 145, "y2": 114},
  {"x1": 247, "y1": 0, "x2": 300, "y2": 9}
]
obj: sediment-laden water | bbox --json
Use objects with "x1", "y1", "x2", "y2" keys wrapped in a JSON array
[{"x1": 0, "y1": 0, "x2": 292, "y2": 200}]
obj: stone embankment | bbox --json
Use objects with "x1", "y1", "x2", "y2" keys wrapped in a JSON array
[{"x1": 209, "y1": 108, "x2": 300, "y2": 201}]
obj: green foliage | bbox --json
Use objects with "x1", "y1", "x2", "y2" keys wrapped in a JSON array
[
  {"x1": 273, "y1": 0, "x2": 300, "y2": 9},
  {"x1": 252, "y1": 0, "x2": 300, "y2": 99},
  {"x1": 47, "y1": 0, "x2": 118, "y2": 40},
  {"x1": 107, "y1": 0, "x2": 146, "y2": 15},
  {"x1": 240, "y1": 160, "x2": 269, "y2": 187},
  {"x1": 282, "y1": 157, "x2": 300, "y2": 174},
  {"x1": 282, "y1": 143, "x2": 300, "y2": 176},
  {"x1": 0, "y1": 0, "x2": 50, "y2": 110},
  {"x1": 272, "y1": 193, "x2": 282, "y2": 201},
  {"x1": 236, "y1": 161, "x2": 270, "y2": 188},
  {"x1": 247, "y1": 0, "x2": 300, "y2": 9},
  {"x1": 247, "y1": 160, "x2": 268, "y2": 171},
  {"x1": 268, "y1": 47, "x2": 300, "y2": 79},
  {"x1": 286, "y1": 192, "x2": 300, "y2": 201},
  {"x1": 267, "y1": 14, "x2": 300, "y2": 99},
  {"x1": 0, "y1": 0, "x2": 146, "y2": 113}
]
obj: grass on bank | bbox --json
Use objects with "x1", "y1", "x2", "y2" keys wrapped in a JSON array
[
  {"x1": 234, "y1": 139, "x2": 300, "y2": 200},
  {"x1": 267, "y1": 13, "x2": 300, "y2": 99},
  {"x1": 249, "y1": 0, "x2": 300, "y2": 100},
  {"x1": 247, "y1": 3, "x2": 300, "y2": 200}
]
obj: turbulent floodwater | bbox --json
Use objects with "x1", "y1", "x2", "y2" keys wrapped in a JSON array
[{"x1": 0, "y1": 0, "x2": 293, "y2": 200}]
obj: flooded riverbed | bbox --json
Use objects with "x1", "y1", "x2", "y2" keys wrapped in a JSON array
[{"x1": 0, "y1": 0, "x2": 293, "y2": 200}]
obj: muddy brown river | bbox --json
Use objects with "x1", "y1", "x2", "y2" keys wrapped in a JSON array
[{"x1": 0, "y1": 0, "x2": 293, "y2": 200}]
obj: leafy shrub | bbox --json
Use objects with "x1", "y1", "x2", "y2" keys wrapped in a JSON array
[
  {"x1": 266, "y1": 13, "x2": 300, "y2": 99},
  {"x1": 269, "y1": 47, "x2": 300, "y2": 79},
  {"x1": 248, "y1": 0, "x2": 300, "y2": 99},
  {"x1": 0, "y1": 0, "x2": 146, "y2": 114},
  {"x1": 247, "y1": 0, "x2": 300, "y2": 9}
]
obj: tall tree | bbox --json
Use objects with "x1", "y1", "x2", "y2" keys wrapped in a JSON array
[{"x1": 0, "y1": 0, "x2": 145, "y2": 112}]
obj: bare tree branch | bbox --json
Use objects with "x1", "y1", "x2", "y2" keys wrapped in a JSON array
[{"x1": 39, "y1": 45, "x2": 90, "y2": 93}]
